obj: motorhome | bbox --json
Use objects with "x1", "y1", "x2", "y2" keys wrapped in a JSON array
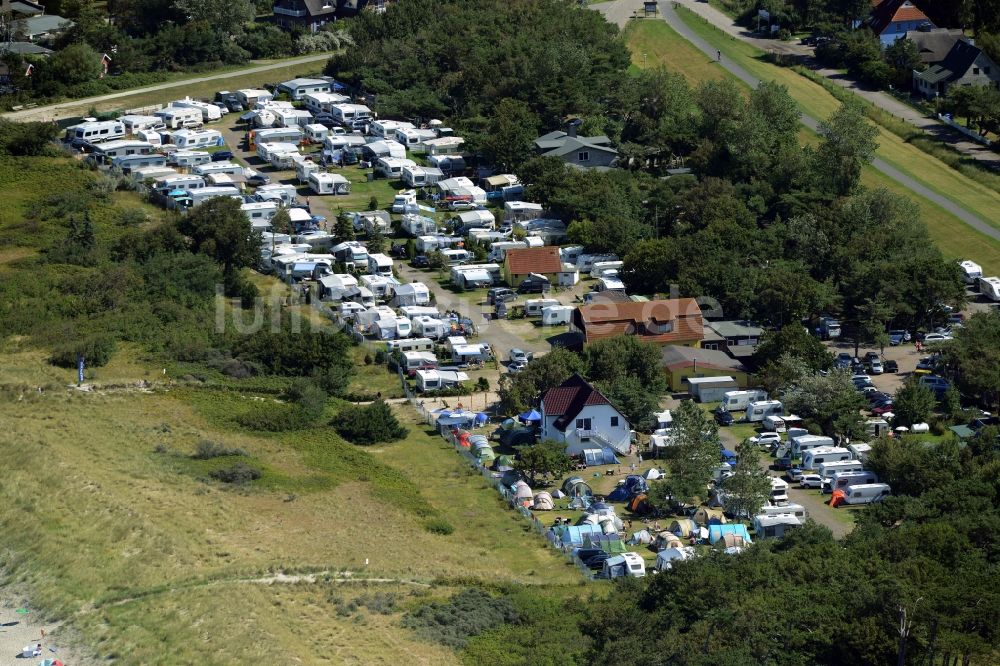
[
  {"x1": 839, "y1": 483, "x2": 891, "y2": 505},
  {"x1": 401, "y1": 351, "x2": 438, "y2": 376},
  {"x1": 376, "y1": 157, "x2": 416, "y2": 179},
  {"x1": 154, "y1": 106, "x2": 203, "y2": 130},
  {"x1": 411, "y1": 316, "x2": 449, "y2": 340},
  {"x1": 395, "y1": 126, "x2": 437, "y2": 147},
  {"x1": 401, "y1": 214, "x2": 437, "y2": 237},
  {"x1": 817, "y1": 459, "x2": 864, "y2": 480},
  {"x1": 541, "y1": 305, "x2": 574, "y2": 326},
  {"x1": 802, "y1": 447, "x2": 852, "y2": 470},
  {"x1": 171, "y1": 128, "x2": 223, "y2": 149},
  {"x1": 241, "y1": 201, "x2": 278, "y2": 225},
  {"x1": 255, "y1": 184, "x2": 298, "y2": 206},
  {"x1": 601, "y1": 552, "x2": 646, "y2": 579},
  {"x1": 791, "y1": 434, "x2": 835, "y2": 458},
  {"x1": 746, "y1": 400, "x2": 783, "y2": 423},
  {"x1": 979, "y1": 276, "x2": 1000, "y2": 302},
  {"x1": 848, "y1": 443, "x2": 872, "y2": 462},
  {"x1": 367, "y1": 253, "x2": 393, "y2": 278},
  {"x1": 818, "y1": 316, "x2": 841, "y2": 340},
  {"x1": 294, "y1": 158, "x2": 320, "y2": 184},
  {"x1": 453, "y1": 209, "x2": 495, "y2": 233},
  {"x1": 524, "y1": 298, "x2": 560, "y2": 317},
  {"x1": 120, "y1": 114, "x2": 164, "y2": 134},
  {"x1": 769, "y1": 478, "x2": 789, "y2": 505},
  {"x1": 590, "y1": 260, "x2": 624, "y2": 279},
  {"x1": 169, "y1": 150, "x2": 212, "y2": 168},
  {"x1": 304, "y1": 123, "x2": 329, "y2": 144},
  {"x1": 308, "y1": 171, "x2": 350, "y2": 195},
  {"x1": 360, "y1": 274, "x2": 398, "y2": 300},
  {"x1": 253, "y1": 127, "x2": 302, "y2": 145},
  {"x1": 392, "y1": 190, "x2": 418, "y2": 214},
  {"x1": 369, "y1": 119, "x2": 413, "y2": 139},
  {"x1": 385, "y1": 337, "x2": 434, "y2": 354},
  {"x1": 331, "y1": 241, "x2": 369, "y2": 269},
  {"x1": 401, "y1": 165, "x2": 443, "y2": 188},
  {"x1": 329, "y1": 103, "x2": 372, "y2": 125},
  {"x1": 257, "y1": 141, "x2": 300, "y2": 167},
  {"x1": 822, "y1": 470, "x2": 878, "y2": 494},
  {"x1": 488, "y1": 241, "x2": 527, "y2": 263},
  {"x1": 113, "y1": 153, "x2": 167, "y2": 174},
  {"x1": 154, "y1": 174, "x2": 205, "y2": 195},
  {"x1": 65, "y1": 120, "x2": 126, "y2": 144},
  {"x1": 169, "y1": 97, "x2": 222, "y2": 122},
  {"x1": 958, "y1": 260, "x2": 983, "y2": 284},
  {"x1": 440, "y1": 248, "x2": 471, "y2": 265}
]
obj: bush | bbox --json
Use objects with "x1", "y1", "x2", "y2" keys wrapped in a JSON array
[
  {"x1": 238, "y1": 403, "x2": 315, "y2": 432},
  {"x1": 333, "y1": 400, "x2": 408, "y2": 445},
  {"x1": 191, "y1": 440, "x2": 246, "y2": 460},
  {"x1": 402, "y1": 588, "x2": 519, "y2": 649},
  {"x1": 209, "y1": 462, "x2": 262, "y2": 484},
  {"x1": 49, "y1": 334, "x2": 117, "y2": 368},
  {"x1": 424, "y1": 518, "x2": 454, "y2": 535}
]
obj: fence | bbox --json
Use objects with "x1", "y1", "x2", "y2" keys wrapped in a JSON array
[
  {"x1": 123, "y1": 103, "x2": 164, "y2": 116},
  {"x1": 936, "y1": 114, "x2": 996, "y2": 148}
]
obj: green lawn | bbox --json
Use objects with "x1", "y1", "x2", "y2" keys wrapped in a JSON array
[{"x1": 624, "y1": 19, "x2": 747, "y2": 89}]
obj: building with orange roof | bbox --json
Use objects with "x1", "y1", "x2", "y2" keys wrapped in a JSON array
[
  {"x1": 869, "y1": 0, "x2": 935, "y2": 45},
  {"x1": 570, "y1": 298, "x2": 704, "y2": 347},
  {"x1": 502, "y1": 246, "x2": 563, "y2": 287}
]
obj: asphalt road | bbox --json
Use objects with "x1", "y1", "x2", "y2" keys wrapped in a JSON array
[
  {"x1": 604, "y1": 0, "x2": 1000, "y2": 244},
  {"x1": 2, "y1": 54, "x2": 332, "y2": 123}
]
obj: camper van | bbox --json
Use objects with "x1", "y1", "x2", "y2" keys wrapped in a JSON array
[
  {"x1": 769, "y1": 478, "x2": 789, "y2": 505},
  {"x1": 720, "y1": 390, "x2": 768, "y2": 413},
  {"x1": 590, "y1": 260, "x2": 624, "y2": 279},
  {"x1": 411, "y1": 316, "x2": 449, "y2": 340},
  {"x1": 817, "y1": 459, "x2": 864, "y2": 480},
  {"x1": 759, "y1": 503, "x2": 808, "y2": 520},
  {"x1": 848, "y1": 443, "x2": 872, "y2": 462},
  {"x1": 790, "y1": 434, "x2": 835, "y2": 458},
  {"x1": 154, "y1": 106, "x2": 203, "y2": 130},
  {"x1": 65, "y1": 120, "x2": 126, "y2": 144},
  {"x1": 440, "y1": 248, "x2": 471, "y2": 266},
  {"x1": 367, "y1": 253, "x2": 393, "y2": 278},
  {"x1": 392, "y1": 190, "x2": 417, "y2": 214},
  {"x1": 169, "y1": 98, "x2": 222, "y2": 122},
  {"x1": 541, "y1": 305, "x2": 573, "y2": 326},
  {"x1": 601, "y1": 552, "x2": 646, "y2": 579},
  {"x1": 386, "y1": 337, "x2": 434, "y2": 354},
  {"x1": 802, "y1": 447, "x2": 852, "y2": 470},
  {"x1": 524, "y1": 298, "x2": 560, "y2": 317},
  {"x1": 979, "y1": 276, "x2": 1000, "y2": 302},
  {"x1": 401, "y1": 351, "x2": 437, "y2": 376},
  {"x1": 308, "y1": 171, "x2": 350, "y2": 195},
  {"x1": 958, "y1": 260, "x2": 983, "y2": 284},
  {"x1": 746, "y1": 400, "x2": 783, "y2": 423},
  {"x1": 840, "y1": 483, "x2": 891, "y2": 505},
  {"x1": 822, "y1": 470, "x2": 877, "y2": 494}
]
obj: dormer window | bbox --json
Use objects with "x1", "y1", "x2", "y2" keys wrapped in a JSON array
[{"x1": 647, "y1": 319, "x2": 674, "y2": 335}]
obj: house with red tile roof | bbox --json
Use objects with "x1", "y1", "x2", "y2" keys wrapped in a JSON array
[
  {"x1": 539, "y1": 374, "x2": 631, "y2": 455},
  {"x1": 869, "y1": 0, "x2": 934, "y2": 45},
  {"x1": 502, "y1": 246, "x2": 562, "y2": 287},
  {"x1": 570, "y1": 298, "x2": 704, "y2": 347}
]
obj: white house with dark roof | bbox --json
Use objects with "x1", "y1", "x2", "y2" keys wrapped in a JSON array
[{"x1": 539, "y1": 374, "x2": 631, "y2": 455}]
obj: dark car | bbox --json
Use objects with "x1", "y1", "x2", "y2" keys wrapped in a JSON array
[
  {"x1": 883, "y1": 359, "x2": 899, "y2": 373},
  {"x1": 866, "y1": 391, "x2": 892, "y2": 404},
  {"x1": 390, "y1": 243, "x2": 408, "y2": 259},
  {"x1": 714, "y1": 409, "x2": 734, "y2": 426},
  {"x1": 888, "y1": 330, "x2": 909, "y2": 345},
  {"x1": 915, "y1": 356, "x2": 939, "y2": 372},
  {"x1": 576, "y1": 548, "x2": 610, "y2": 570},
  {"x1": 773, "y1": 456, "x2": 793, "y2": 471},
  {"x1": 919, "y1": 375, "x2": 951, "y2": 396},
  {"x1": 851, "y1": 360, "x2": 867, "y2": 374},
  {"x1": 211, "y1": 150, "x2": 234, "y2": 162},
  {"x1": 834, "y1": 352, "x2": 853, "y2": 369},
  {"x1": 517, "y1": 276, "x2": 551, "y2": 294},
  {"x1": 246, "y1": 173, "x2": 270, "y2": 186},
  {"x1": 487, "y1": 287, "x2": 516, "y2": 305},
  {"x1": 864, "y1": 351, "x2": 880, "y2": 363},
  {"x1": 872, "y1": 402, "x2": 895, "y2": 416},
  {"x1": 411, "y1": 255, "x2": 430, "y2": 268}
]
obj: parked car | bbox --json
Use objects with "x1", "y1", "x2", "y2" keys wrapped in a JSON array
[
  {"x1": 750, "y1": 432, "x2": 782, "y2": 448},
  {"x1": 411, "y1": 255, "x2": 430, "y2": 268},
  {"x1": 921, "y1": 332, "x2": 953, "y2": 343},
  {"x1": 915, "y1": 356, "x2": 939, "y2": 372},
  {"x1": 834, "y1": 352, "x2": 853, "y2": 369},
  {"x1": 947, "y1": 313, "x2": 965, "y2": 326},
  {"x1": 714, "y1": 409, "x2": 734, "y2": 426},
  {"x1": 579, "y1": 550, "x2": 611, "y2": 571},
  {"x1": 883, "y1": 359, "x2": 899, "y2": 373},
  {"x1": 448, "y1": 200, "x2": 479, "y2": 211},
  {"x1": 919, "y1": 375, "x2": 951, "y2": 396},
  {"x1": 487, "y1": 287, "x2": 516, "y2": 305},
  {"x1": 773, "y1": 456, "x2": 793, "y2": 471},
  {"x1": 868, "y1": 359, "x2": 884, "y2": 375},
  {"x1": 888, "y1": 330, "x2": 910, "y2": 345},
  {"x1": 866, "y1": 391, "x2": 892, "y2": 404},
  {"x1": 786, "y1": 467, "x2": 805, "y2": 482},
  {"x1": 509, "y1": 348, "x2": 530, "y2": 364},
  {"x1": 872, "y1": 402, "x2": 896, "y2": 416},
  {"x1": 211, "y1": 150, "x2": 234, "y2": 162},
  {"x1": 799, "y1": 474, "x2": 823, "y2": 489},
  {"x1": 508, "y1": 359, "x2": 528, "y2": 373},
  {"x1": 517, "y1": 276, "x2": 551, "y2": 294},
  {"x1": 246, "y1": 173, "x2": 270, "y2": 186}
]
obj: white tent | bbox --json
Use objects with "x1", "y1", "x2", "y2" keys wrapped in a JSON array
[
  {"x1": 532, "y1": 492, "x2": 554, "y2": 510},
  {"x1": 629, "y1": 530, "x2": 653, "y2": 545},
  {"x1": 513, "y1": 480, "x2": 533, "y2": 501},
  {"x1": 644, "y1": 468, "x2": 664, "y2": 480},
  {"x1": 655, "y1": 546, "x2": 695, "y2": 571}
]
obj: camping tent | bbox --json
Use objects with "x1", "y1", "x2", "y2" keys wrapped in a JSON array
[
  {"x1": 644, "y1": 467, "x2": 663, "y2": 480},
  {"x1": 599, "y1": 517, "x2": 619, "y2": 535},
  {"x1": 656, "y1": 546, "x2": 694, "y2": 571},
  {"x1": 714, "y1": 533, "x2": 749, "y2": 551},
  {"x1": 494, "y1": 455, "x2": 514, "y2": 471},
  {"x1": 562, "y1": 476, "x2": 593, "y2": 498},
  {"x1": 629, "y1": 530, "x2": 653, "y2": 545},
  {"x1": 607, "y1": 475, "x2": 647, "y2": 502},
  {"x1": 533, "y1": 492, "x2": 554, "y2": 510},
  {"x1": 668, "y1": 519, "x2": 697, "y2": 538},
  {"x1": 476, "y1": 447, "x2": 496, "y2": 463},
  {"x1": 582, "y1": 448, "x2": 619, "y2": 466},
  {"x1": 607, "y1": 483, "x2": 630, "y2": 502},
  {"x1": 584, "y1": 533, "x2": 628, "y2": 554},
  {"x1": 585, "y1": 501, "x2": 615, "y2": 517},
  {"x1": 469, "y1": 434, "x2": 490, "y2": 448},
  {"x1": 627, "y1": 493, "x2": 652, "y2": 515},
  {"x1": 519, "y1": 409, "x2": 542, "y2": 423},
  {"x1": 692, "y1": 507, "x2": 728, "y2": 526},
  {"x1": 654, "y1": 531, "x2": 684, "y2": 551},
  {"x1": 708, "y1": 523, "x2": 752, "y2": 546},
  {"x1": 513, "y1": 480, "x2": 533, "y2": 502},
  {"x1": 551, "y1": 489, "x2": 566, "y2": 499},
  {"x1": 560, "y1": 524, "x2": 602, "y2": 546}
]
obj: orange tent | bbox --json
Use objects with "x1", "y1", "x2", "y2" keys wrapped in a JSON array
[{"x1": 830, "y1": 489, "x2": 846, "y2": 508}]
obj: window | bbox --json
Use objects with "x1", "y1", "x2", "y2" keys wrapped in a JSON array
[
  {"x1": 577, "y1": 151, "x2": 590, "y2": 162},
  {"x1": 575, "y1": 418, "x2": 592, "y2": 430},
  {"x1": 974, "y1": 67, "x2": 980, "y2": 75},
  {"x1": 764, "y1": 526, "x2": 776, "y2": 537},
  {"x1": 611, "y1": 416, "x2": 619, "y2": 427}
]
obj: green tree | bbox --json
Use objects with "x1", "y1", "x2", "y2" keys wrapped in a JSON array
[
  {"x1": 173, "y1": 0, "x2": 254, "y2": 36},
  {"x1": 759, "y1": 352, "x2": 810, "y2": 396},
  {"x1": 662, "y1": 400, "x2": 721, "y2": 506},
  {"x1": 334, "y1": 210, "x2": 355, "y2": 241},
  {"x1": 754, "y1": 325, "x2": 834, "y2": 371},
  {"x1": 497, "y1": 347, "x2": 584, "y2": 414},
  {"x1": 815, "y1": 103, "x2": 878, "y2": 196},
  {"x1": 513, "y1": 440, "x2": 573, "y2": 486},
  {"x1": 939, "y1": 310, "x2": 1000, "y2": 410},
  {"x1": 782, "y1": 369, "x2": 866, "y2": 439},
  {"x1": 367, "y1": 224, "x2": 387, "y2": 255},
  {"x1": 177, "y1": 196, "x2": 261, "y2": 287},
  {"x1": 270, "y1": 208, "x2": 293, "y2": 235},
  {"x1": 333, "y1": 400, "x2": 408, "y2": 445},
  {"x1": 892, "y1": 377, "x2": 937, "y2": 427},
  {"x1": 479, "y1": 98, "x2": 540, "y2": 171},
  {"x1": 721, "y1": 439, "x2": 772, "y2": 519},
  {"x1": 45, "y1": 42, "x2": 103, "y2": 86}
]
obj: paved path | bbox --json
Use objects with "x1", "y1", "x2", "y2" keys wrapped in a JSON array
[
  {"x1": 665, "y1": 0, "x2": 997, "y2": 165},
  {"x1": 593, "y1": 0, "x2": 1000, "y2": 243},
  {"x1": 2, "y1": 54, "x2": 332, "y2": 123}
]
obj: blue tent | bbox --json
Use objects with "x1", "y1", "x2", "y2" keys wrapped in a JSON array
[
  {"x1": 708, "y1": 524, "x2": 752, "y2": 545},
  {"x1": 721, "y1": 448, "x2": 738, "y2": 464},
  {"x1": 607, "y1": 485, "x2": 631, "y2": 502},
  {"x1": 560, "y1": 524, "x2": 602, "y2": 546},
  {"x1": 475, "y1": 412, "x2": 489, "y2": 426},
  {"x1": 519, "y1": 409, "x2": 542, "y2": 423}
]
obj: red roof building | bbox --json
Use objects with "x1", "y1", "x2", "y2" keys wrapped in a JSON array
[
  {"x1": 869, "y1": 0, "x2": 934, "y2": 44},
  {"x1": 539, "y1": 374, "x2": 631, "y2": 455},
  {"x1": 502, "y1": 246, "x2": 563, "y2": 286},
  {"x1": 571, "y1": 298, "x2": 704, "y2": 347}
]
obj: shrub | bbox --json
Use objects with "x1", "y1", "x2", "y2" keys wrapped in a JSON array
[
  {"x1": 333, "y1": 400, "x2": 408, "y2": 445},
  {"x1": 424, "y1": 518, "x2": 454, "y2": 535},
  {"x1": 238, "y1": 403, "x2": 314, "y2": 432},
  {"x1": 209, "y1": 462, "x2": 262, "y2": 484},
  {"x1": 357, "y1": 592, "x2": 397, "y2": 615},
  {"x1": 402, "y1": 588, "x2": 519, "y2": 648},
  {"x1": 49, "y1": 334, "x2": 117, "y2": 368},
  {"x1": 191, "y1": 439, "x2": 246, "y2": 460},
  {"x1": 374, "y1": 349, "x2": 387, "y2": 365}
]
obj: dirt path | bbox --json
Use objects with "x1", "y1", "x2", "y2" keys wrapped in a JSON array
[
  {"x1": 2, "y1": 54, "x2": 332, "y2": 123},
  {"x1": 0, "y1": 594, "x2": 84, "y2": 666}
]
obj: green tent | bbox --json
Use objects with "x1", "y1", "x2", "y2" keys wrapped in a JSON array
[
  {"x1": 583, "y1": 533, "x2": 628, "y2": 554},
  {"x1": 476, "y1": 446, "x2": 496, "y2": 463}
]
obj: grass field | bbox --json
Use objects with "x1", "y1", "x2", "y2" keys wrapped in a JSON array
[{"x1": 624, "y1": 20, "x2": 745, "y2": 88}]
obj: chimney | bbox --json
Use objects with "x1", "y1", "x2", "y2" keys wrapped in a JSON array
[{"x1": 567, "y1": 118, "x2": 581, "y2": 138}]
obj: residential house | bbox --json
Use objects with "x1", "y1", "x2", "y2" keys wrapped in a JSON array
[
  {"x1": 2, "y1": 1, "x2": 44, "y2": 16},
  {"x1": 534, "y1": 121, "x2": 617, "y2": 168},
  {"x1": 539, "y1": 374, "x2": 631, "y2": 455},
  {"x1": 914, "y1": 40, "x2": 1000, "y2": 98},
  {"x1": 869, "y1": 0, "x2": 934, "y2": 46},
  {"x1": 571, "y1": 298, "x2": 704, "y2": 347},
  {"x1": 904, "y1": 28, "x2": 966, "y2": 65},
  {"x1": 273, "y1": 0, "x2": 337, "y2": 32},
  {"x1": 13, "y1": 13, "x2": 73, "y2": 42},
  {"x1": 502, "y1": 246, "x2": 562, "y2": 287},
  {"x1": 661, "y1": 345, "x2": 751, "y2": 392},
  {"x1": 702, "y1": 320, "x2": 763, "y2": 360}
]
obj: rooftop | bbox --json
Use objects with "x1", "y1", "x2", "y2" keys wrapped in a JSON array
[
  {"x1": 575, "y1": 298, "x2": 705, "y2": 344},
  {"x1": 661, "y1": 345, "x2": 749, "y2": 373},
  {"x1": 540, "y1": 374, "x2": 620, "y2": 430},
  {"x1": 870, "y1": 0, "x2": 931, "y2": 35},
  {"x1": 505, "y1": 246, "x2": 562, "y2": 275}
]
